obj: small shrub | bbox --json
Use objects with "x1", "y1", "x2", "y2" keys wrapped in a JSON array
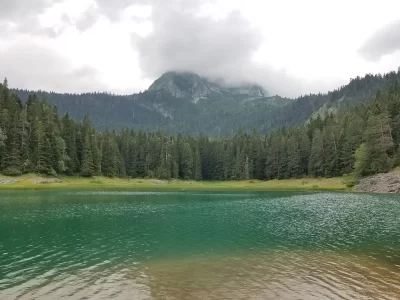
[
  {"x1": 2, "y1": 167, "x2": 22, "y2": 177},
  {"x1": 39, "y1": 168, "x2": 58, "y2": 178},
  {"x1": 345, "y1": 178, "x2": 357, "y2": 188}
]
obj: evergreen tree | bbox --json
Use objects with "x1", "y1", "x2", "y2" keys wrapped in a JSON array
[
  {"x1": 353, "y1": 143, "x2": 368, "y2": 177},
  {"x1": 235, "y1": 146, "x2": 243, "y2": 180},
  {"x1": 0, "y1": 128, "x2": 5, "y2": 148},
  {"x1": 20, "y1": 106, "x2": 31, "y2": 173},
  {"x1": 55, "y1": 136, "x2": 68, "y2": 174},
  {"x1": 43, "y1": 138, "x2": 54, "y2": 175},
  {"x1": 62, "y1": 113, "x2": 79, "y2": 174},
  {"x1": 277, "y1": 137, "x2": 288, "y2": 179},
  {"x1": 81, "y1": 133, "x2": 94, "y2": 177},
  {"x1": 0, "y1": 128, "x2": 6, "y2": 168},
  {"x1": 243, "y1": 155, "x2": 250, "y2": 180},
  {"x1": 308, "y1": 129, "x2": 324, "y2": 177},
  {"x1": 90, "y1": 129, "x2": 101, "y2": 175},
  {"x1": 265, "y1": 135, "x2": 280, "y2": 179},
  {"x1": 298, "y1": 129, "x2": 310, "y2": 176},
  {"x1": 156, "y1": 142, "x2": 172, "y2": 179},
  {"x1": 287, "y1": 135, "x2": 301, "y2": 178},
  {"x1": 180, "y1": 142, "x2": 193, "y2": 179},
  {"x1": 34, "y1": 120, "x2": 51, "y2": 174},
  {"x1": 193, "y1": 146, "x2": 202, "y2": 180},
  {"x1": 364, "y1": 113, "x2": 393, "y2": 174},
  {"x1": 4, "y1": 118, "x2": 21, "y2": 171},
  {"x1": 340, "y1": 116, "x2": 363, "y2": 174},
  {"x1": 117, "y1": 154, "x2": 126, "y2": 177},
  {"x1": 101, "y1": 133, "x2": 118, "y2": 177},
  {"x1": 323, "y1": 125, "x2": 341, "y2": 177}
]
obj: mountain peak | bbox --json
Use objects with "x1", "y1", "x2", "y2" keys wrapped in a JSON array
[
  {"x1": 148, "y1": 71, "x2": 268, "y2": 102},
  {"x1": 148, "y1": 72, "x2": 212, "y2": 100}
]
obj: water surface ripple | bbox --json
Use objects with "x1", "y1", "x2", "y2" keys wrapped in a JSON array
[{"x1": 1, "y1": 191, "x2": 400, "y2": 299}]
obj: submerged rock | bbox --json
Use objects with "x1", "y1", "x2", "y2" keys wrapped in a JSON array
[{"x1": 355, "y1": 172, "x2": 400, "y2": 193}]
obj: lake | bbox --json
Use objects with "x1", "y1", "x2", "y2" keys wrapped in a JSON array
[{"x1": 1, "y1": 191, "x2": 400, "y2": 299}]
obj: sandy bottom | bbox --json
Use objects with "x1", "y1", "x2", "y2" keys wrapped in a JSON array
[
  {"x1": 2, "y1": 250, "x2": 400, "y2": 300},
  {"x1": 143, "y1": 250, "x2": 400, "y2": 300}
]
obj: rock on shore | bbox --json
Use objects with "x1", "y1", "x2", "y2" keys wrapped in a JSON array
[
  {"x1": 355, "y1": 171, "x2": 400, "y2": 193},
  {"x1": 152, "y1": 180, "x2": 168, "y2": 186},
  {"x1": 30, "y1": 178, "x2": 62, "y2": 184},
  {"x1": 0, "y1": 179, "x2": 19, "y2": 185}
]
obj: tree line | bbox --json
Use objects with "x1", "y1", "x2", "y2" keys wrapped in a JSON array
[{"x1": 1, "y1": 78, "x2": 400, "y2": 180}]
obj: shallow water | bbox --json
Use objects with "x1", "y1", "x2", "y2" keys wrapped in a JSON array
[{"x1": 1, "y1": 191, "x2": 400, "y2": 299}]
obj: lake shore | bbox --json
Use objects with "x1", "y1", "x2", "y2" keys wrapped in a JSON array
[{"x1": 0, "y1": 174, "x2": 349, "y2": 191}]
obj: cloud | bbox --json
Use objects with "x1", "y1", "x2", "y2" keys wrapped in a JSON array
[
  {"x1": 95, "y1": 0, "x2": 141, "y2": 21},
  {"x1": 0, "y1": 0, "x2": 66, "y2": 37},
  {"x1": 0, "y1": 41, "x2": 107, "y2": 93},
  {"x1": 68, "y1": 1, "x2": 152, "y2": 33},
  {"x1": 0, "y1": 0, "x2": 54, "y2": 19},
  {"x1": 128, "y1": 0, "x2": 331, "y2": 96},
  {"x1": 134, "y1": 9, "x2": 260, "y2": 77},
  {"x1": 0, "y1": 0, "x2": 347, "y2": 96},
  {"x1": 358, "y1": 20, "x2": 400, "y2": 61},
  {"x1": 75, "y1": 6, "x2": 100, "y2": 31}
]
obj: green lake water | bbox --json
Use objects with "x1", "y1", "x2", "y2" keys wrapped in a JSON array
[{"x1": 1, "y1": 191, "x2": 400, "y2": 299}]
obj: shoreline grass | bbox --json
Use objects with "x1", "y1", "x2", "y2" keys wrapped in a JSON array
[{"x1": 0, "y1": 174, "x2": 350, "y2": 192}]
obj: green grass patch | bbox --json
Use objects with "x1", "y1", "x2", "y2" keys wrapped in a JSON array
[{"x1": 0, "y1": 174, "x2": 350, "y2": 192}]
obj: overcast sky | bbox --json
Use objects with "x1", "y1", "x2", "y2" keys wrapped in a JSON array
[{"x1": 0, "y1": 0, "x2": 400, "y2": 97}]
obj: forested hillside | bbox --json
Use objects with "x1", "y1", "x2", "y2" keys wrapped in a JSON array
[
  {"x1": 12, "y1": 72, "x2": 290, "y2": 136},
  {"x1": 11, "y1": 71, "x2": 400, "y2": 136},
  {"x1": 1, "y1": 76, "x2": 400, "y2": 180}
]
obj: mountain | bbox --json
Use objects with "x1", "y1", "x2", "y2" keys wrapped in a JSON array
[
  {"x1": 12, "y1": 71, "x2": 290, "y2": 135},
  {"x1": 148, "y1": 71, "x2": 267, "y2": 103},
  {"x1": 11, "y1": 70, "x2": 400, "y2": 135}
]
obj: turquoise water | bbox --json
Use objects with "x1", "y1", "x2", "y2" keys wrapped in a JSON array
[{"x1": 1, "y1": 191, "x2": 400, "y2": 299}]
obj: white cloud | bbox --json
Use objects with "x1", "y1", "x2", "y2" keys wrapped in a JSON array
[
  {"x1": 0, "y1": 40, "x2": 105, "y2": 92},
  {"x1": 0, "y1": 0, "x2": 400, "y2": 96}
]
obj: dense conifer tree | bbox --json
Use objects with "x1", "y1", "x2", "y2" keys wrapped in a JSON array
[
  {"x1": 309, "y1": 129, "x2": 324, "y2": 177},
  {"x1": 81, "y1": 133, "x2": 94, "y2": 177}
]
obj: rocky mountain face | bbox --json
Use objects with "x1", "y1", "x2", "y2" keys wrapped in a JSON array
[
  {"x1": 148, "y1": 72, "x2": 213, "y2": 100},
  {"x1": 148, "y1": 71, "x2": 267, "y2": 103}
]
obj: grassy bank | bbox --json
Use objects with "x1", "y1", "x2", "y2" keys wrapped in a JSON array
[{"x1": 0, "y1": 174, "x2": 350, "y2": 191}]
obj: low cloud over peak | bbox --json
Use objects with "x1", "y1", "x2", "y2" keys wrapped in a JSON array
[
  {"x1": 130, "y1": 1, "x2": 333, "y2": 96},
  {"x1": 133, "y1": 7, "x2": 260, "y2": 78}
]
